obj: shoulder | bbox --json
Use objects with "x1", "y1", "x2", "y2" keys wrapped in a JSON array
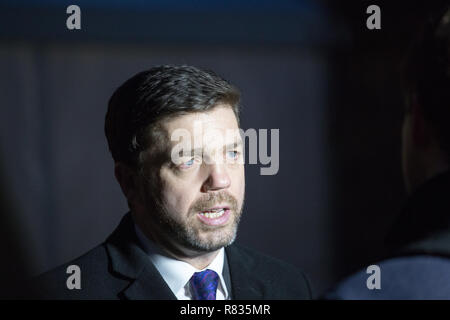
[
  {"x1": 227, "y1": 243, "x2": 305, "y2": 274},
  {"x1": 325, "y1": 255, "x2": 450, "y2": 300},
  {"x1": 226, "y1": 244, "x2": 312, "y2": 299},
  {"x1": 33, "y1": 243, "x2": 123, "y2": 299}
]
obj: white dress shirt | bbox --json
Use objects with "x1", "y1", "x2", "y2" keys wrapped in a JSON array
[{"x1": 134, "y1": 224, "x2": 229, "y2": 300}]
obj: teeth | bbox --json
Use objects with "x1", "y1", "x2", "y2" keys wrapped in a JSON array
[{"x1": 200, "y1": 209, "x2": 225, "y2": 219}]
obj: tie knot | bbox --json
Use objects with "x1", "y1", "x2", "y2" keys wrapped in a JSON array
[{"x1": 190, "y1": 269, "x2": 219, "y2": 300}]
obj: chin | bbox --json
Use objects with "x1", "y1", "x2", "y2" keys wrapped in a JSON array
[{"x1": 190, "y1": 228, "x2": 237, "y2": 252}]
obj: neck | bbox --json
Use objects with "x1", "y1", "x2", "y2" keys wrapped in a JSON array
[
  {"x1": 154, "y1": 239, "x2": 221, "y2": 270},
  {"x1": 169, "y1": 249, "x2": 220, "y2": 270}
]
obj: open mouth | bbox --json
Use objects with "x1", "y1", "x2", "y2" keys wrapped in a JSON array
[
  {"x1": 197, "y1": 206, "x2": 231, "y2": 226},
  {"x1": 199, "y1": 207, "x2": 227, "y2": 219}
]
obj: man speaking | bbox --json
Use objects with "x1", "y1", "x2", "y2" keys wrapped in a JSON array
[{"x1": 36, "y1": 65, "x2": 311, "y2": 300}]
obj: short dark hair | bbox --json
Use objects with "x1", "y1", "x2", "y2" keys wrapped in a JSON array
[
  {"x1": 105, "y1": 65, "x2": 241, "y2": 168},
  {"x1": 402, "y1": 5, "x2": 450, "y2": 157}
]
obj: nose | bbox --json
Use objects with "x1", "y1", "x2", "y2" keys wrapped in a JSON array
[{"x1": 202, "y1": 164, "x2": 231, "y2": 192}]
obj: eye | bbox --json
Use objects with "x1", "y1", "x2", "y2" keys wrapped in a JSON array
[
  {"x1": 178, "y1": 157, "x2": 201, "y2": 170},
  {"x1": 179, "y1": 158, "x2": 194, "y2": 168},
  {"x1": 226, "y1": 150, "x2": 239, "y2": 160}
]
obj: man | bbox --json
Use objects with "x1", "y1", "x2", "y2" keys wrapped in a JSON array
[
  {"x1": 36, "y1": 65, "x2": 311, "y2": 300},
  {"x1": 326, "y1": 5, "x2": 450, "y2": 299}
]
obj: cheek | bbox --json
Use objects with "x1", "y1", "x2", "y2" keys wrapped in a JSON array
[
  {"x1": 230, "y1": 166, "x2": 245, "y2": 200},
  {"x1": 161, "y1": 185, "x2": 188, "y2": 215},
  {"x1": 159, "y1": 172, "x2": 199, "y2": 216}
]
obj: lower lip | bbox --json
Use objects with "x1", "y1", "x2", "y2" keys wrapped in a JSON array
[{"x1": 197, "y1": 209, "x2": 231, "y2": 226}]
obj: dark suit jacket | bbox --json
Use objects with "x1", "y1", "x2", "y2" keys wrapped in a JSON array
[
  {"x1": 35, "y1": 213, "x2": 311, "y2": 300},
  {"x1": 325, "y1": 171, "x2": 450, "y2": 299}
]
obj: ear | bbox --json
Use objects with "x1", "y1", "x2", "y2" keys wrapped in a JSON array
[
  {"x1": 410, "y1": 95, "x2": 432, "y2": 148},
  {"x1": 114, "y1": 162, "x2": 140, "y2": 204}
]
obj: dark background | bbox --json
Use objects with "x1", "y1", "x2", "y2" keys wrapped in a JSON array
[{"x1": 0, "y1": 0, "x2": 444, "y2": 297}]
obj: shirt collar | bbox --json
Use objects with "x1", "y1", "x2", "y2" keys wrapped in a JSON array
[{"x1": 134, "y1": 223, "x2": 228, "y2": 298}]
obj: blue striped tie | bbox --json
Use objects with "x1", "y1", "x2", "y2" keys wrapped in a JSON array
[{"x1": 190, "y1": 269, "x2": 219, "y2": 300}]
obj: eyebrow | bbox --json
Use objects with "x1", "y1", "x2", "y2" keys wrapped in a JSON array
[
  {"x1": 173, "y1": 147, "x2": 202, "y2": 158},
  {"x1": 224, "y1": 141, "x2": 243, "y2": 150},
  {"x1": 175, "y1": 141, "x2": 243, "y2": 158}
]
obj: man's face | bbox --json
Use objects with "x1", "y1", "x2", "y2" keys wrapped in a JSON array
[{"x1": 139, "y1": 105, "x2": 245, "y2": 254}]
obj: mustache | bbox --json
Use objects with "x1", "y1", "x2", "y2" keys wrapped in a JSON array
[{"x1": 190, "y1": 191, "x2": 238, "y2": 213}]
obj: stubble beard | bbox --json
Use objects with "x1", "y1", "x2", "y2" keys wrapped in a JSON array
[{"x1": 145, "y1": 186, "x2": 244, "y2": 255}]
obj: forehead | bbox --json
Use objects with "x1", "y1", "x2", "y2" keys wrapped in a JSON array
[{"x1": 162, "y1": 105, "x2": 240, "y2": 145}]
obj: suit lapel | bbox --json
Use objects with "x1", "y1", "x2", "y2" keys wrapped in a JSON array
[
  {"x1": 225, "y1": 245, "x2": 264, "y2": 300},
  {"x1": 122, "y1": 263, "x2": 176, "y2": 300},
  {"x1": 222, "y1": 252, "x2": 233, "y2": 299},
  {"x1": 105, "y1": 213, "x2": 176, "y2": 300}
]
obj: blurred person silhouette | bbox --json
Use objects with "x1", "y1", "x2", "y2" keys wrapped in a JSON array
[{"x1": 326, "y1": 3, "x2": 450, "y2": 299}]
